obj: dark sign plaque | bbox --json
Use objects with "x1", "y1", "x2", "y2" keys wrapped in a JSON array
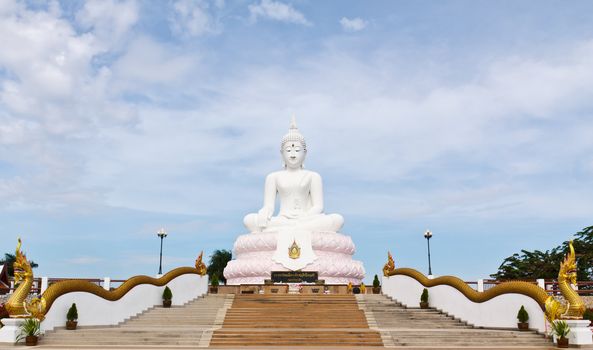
[{"x1": 271, "y1": 271, "x2": 318, "y2": 283}]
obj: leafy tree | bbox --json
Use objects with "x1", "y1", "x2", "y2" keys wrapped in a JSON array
[
  {"x1": 0, "y1": 253, "x2": 39, "y2": 277},
  {"x1": 207, "y1": 249, "x2": 232, "y2": 285},
  {"x1": 568, "y1": 226, "x2": 593, "y2": 281},
  {"x1": 491, "y1": 226, "x2": 593, "y2": 281}
]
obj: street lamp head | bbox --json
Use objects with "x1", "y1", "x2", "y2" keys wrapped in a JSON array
[
  {"x1": 157, "y1": 228, "x2": 168, "y2": 238},
  {"x1": 424, "y1": 230, "x2": 432, "y2": 239}
]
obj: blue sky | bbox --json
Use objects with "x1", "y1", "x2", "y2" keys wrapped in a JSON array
[{"x1": 1, "y1": 0, "x2": 592, "y2": 282}]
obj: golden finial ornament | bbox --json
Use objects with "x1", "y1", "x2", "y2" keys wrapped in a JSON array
[
  {"x1": 383, "y1": 251, "x2": 396, "y2": 276},
  {"x1": 288, "y1": 239, "x2": 301, "y2": 259}
]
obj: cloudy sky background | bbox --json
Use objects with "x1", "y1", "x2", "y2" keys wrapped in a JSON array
[{"x1": 1, "y1": 0, "x2": 592, "y2": 282}]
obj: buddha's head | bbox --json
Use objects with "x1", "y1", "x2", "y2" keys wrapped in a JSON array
[{"x1": 281, "y1": 117, "x2": 307, "y2": 169}]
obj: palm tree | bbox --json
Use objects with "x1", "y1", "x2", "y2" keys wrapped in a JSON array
[
  {"x1": 0, "y1": 253, "x2": 38, "y2": 277},
  {"x1": 207, "y1": 250, "x2": 232, "y2": 285}
]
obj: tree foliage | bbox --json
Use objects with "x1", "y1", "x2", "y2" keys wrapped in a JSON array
[
  {"x1": 491, "y1": 226, "x2": 593, "y2": 281},
  {"x1": 207, "y1": 249, "x2": 232, "y2": 285},
  {"x1": 0, "y1": 253, "x2": 39, "y2": 277}
]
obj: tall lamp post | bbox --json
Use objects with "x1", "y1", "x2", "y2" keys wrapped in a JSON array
[
  {"x1": 424, "y1": 230, "x2": 433, "y2": 276},
  {"x1": 157, "y1": 228, "x2": 168, "y2": 275}
]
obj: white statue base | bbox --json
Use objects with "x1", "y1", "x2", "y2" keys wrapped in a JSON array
[
  {"x1": 0, "y1": 318, "x2": 26, "y2": 343},
  {"x1": 224, "y1": 230, "x2": 365, "y2": 285},
  {"x1": 552, "y1": 320, "x2": 593, "y2": 346}
]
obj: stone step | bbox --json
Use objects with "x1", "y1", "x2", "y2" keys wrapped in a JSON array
[
  {"x1": 40, "y1": 293, "x2": 553, "y2": 349},
  {"x1": 356, "y1": 294, "x2": 550, "y2": 348}
]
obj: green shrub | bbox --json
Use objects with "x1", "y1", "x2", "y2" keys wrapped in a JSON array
[
  {"x1": 420, "y1": 288, "x2": 428, "y2": 303},
  {"x1": 373, "y1": 274, "x2": 380, "y2": 288},
  {"x1": 16, "y1": 318, "x2": 40, "y2": 342},
  {"x1": 550, "y1": 320, "x2": 570, "y2": 339},
  {"x1": 162, "y1": 286, "x2": 172, "y2": 300},
  {"x1": 211, "y1": 274, "x2": 219, "y2": 287},
  {"x1": 516, "y1": 305, "x2": 529, "y2": 323},
  {"x1": 66, "y1": 303, "x2": 78, "y2": 321}
]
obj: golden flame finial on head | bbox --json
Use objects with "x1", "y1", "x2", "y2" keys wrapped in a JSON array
[
  {"x1": 195, "y1": 251, "x2": 207, "y2": 276},
  {"x1": 383, "y1": 251, "x2": 396, "y2": 277}
]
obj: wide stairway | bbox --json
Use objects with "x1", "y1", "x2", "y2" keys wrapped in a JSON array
[
  {"x1": 358, "y1": 294, "x2": 552, "y2": 348},
  {"x1": 38, "y1": 293, "x2": 554, "y2": 348},
  {"x1": 39, "y1": 294, "x2": 234, "y2": 347},
  {"x1": 209, "y1": 294, "x2": 383, "y2": 347}
]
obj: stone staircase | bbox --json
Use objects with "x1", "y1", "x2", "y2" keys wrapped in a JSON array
[
  {"x1": 38, "y1": 294, "x2": 234, "y2": 348},
  {"x1": 357, "y1": 294, "x2": 552, "y2": 348},
  {"x1": 36, "y1": 293, "x2": 555, "y2": 348},
  {"x1": 209, "y1": 294, "x2": 383, "y2": 347}
]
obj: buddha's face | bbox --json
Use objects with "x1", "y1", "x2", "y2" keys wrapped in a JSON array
[{"x1": 281, "y1": 142, "x2": 306, "y2": 169}]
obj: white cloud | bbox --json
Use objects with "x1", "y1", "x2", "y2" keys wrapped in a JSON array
[
  {"x1": 340, "y1": 17, "x2": 367, "y2": 32},
  {"x1": 1, "y1": 1, "x2": 593, "y2": 227},
  {"x1": 76, "y1": 0, "x2": 139, "y2": 46},
  {"x1": 169, "y1": 0, "x2": 221, "y2": 37},
  {"x1": 112, "y1": 36, "x2": 196, "y2": 85},
  {"x1": 0, "y1": 1, "x2": 139, "y2": 210},
  {"x1": 248, "y1": 0, "x2": 311, "y2": 26}
]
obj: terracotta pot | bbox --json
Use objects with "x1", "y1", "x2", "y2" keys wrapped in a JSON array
[
  {"x1": 517, "y1": 322, "x2": 528, "y2": 331},
  {"x1": 163, "y1": 299, "x2": 172, "y2": 308},
  {"x1": 557, "y1": 337, "x2": 569, "y2": 348},
  {"x1": 419, "y1": 301, "x2": 429, "y2": 309},
  {"x1": 372, "y1": 287, "x2": 381, "y2": 294},
  {"x1": 66, "y1": 320, "x2": 77, "y2": 330},
  {"x1": 25, "y1": 335, "x2": 38, "y2": 346}
]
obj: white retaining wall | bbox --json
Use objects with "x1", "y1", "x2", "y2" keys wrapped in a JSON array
[
  {"x1": 41, "y1": 273, "x2": 207, "y2": 332},
  {"x1": 382, "y1": 274, "x2": 547, "y2": 333}
]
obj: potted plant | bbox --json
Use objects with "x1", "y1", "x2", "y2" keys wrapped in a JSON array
[
  {"x1": 372, "y1": 274, "x2": 381, "y2": 294},
  {"x1": 550, "y1": 320, "x2": 570, "y2": 348},
  {"x1": 66, "y1": 303, "x2": 78, "y2": 330},
  {"x1": 162, "y1": 286, "x2": 172, "y2": 308},
  {"x1": 16, "y1": 318, "x2": 41, "y2": 346},
  {"x1": 209, "y1": 274, "x2": 219, "y2": 294},
  {"x1": 420, "y1": 288, "x2": 429, "y2": 309},
  {"x1": 516, "y1": 305, "x2": 529, "y2": 330}
]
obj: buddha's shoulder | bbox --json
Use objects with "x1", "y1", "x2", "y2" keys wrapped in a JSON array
[{"x1": 304, "y1": 170, "x2": 321, "y2": 179}]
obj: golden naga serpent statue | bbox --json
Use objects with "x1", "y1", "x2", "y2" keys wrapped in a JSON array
[
  {"x1": 5, "y1": 239, "x2": 208, "y2": 321},
  {"x1": 383, "y1": 242, "x2": 585, "y2": 322},
  {"x1": 544, "y1": 241, "x2": 586, "y2": 321}
]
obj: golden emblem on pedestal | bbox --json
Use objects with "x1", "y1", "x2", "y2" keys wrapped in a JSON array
[{"x1": 288, "y1": 239, "x2": 301, "y2": 259}]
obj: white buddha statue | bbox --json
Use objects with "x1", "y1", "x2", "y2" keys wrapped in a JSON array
[
  {"x1": 224, "y1": 118, "x2": 365, "y2": 283},
  {"x1": 243, "y1": 118, "x2": 344, "y2": 233}
]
